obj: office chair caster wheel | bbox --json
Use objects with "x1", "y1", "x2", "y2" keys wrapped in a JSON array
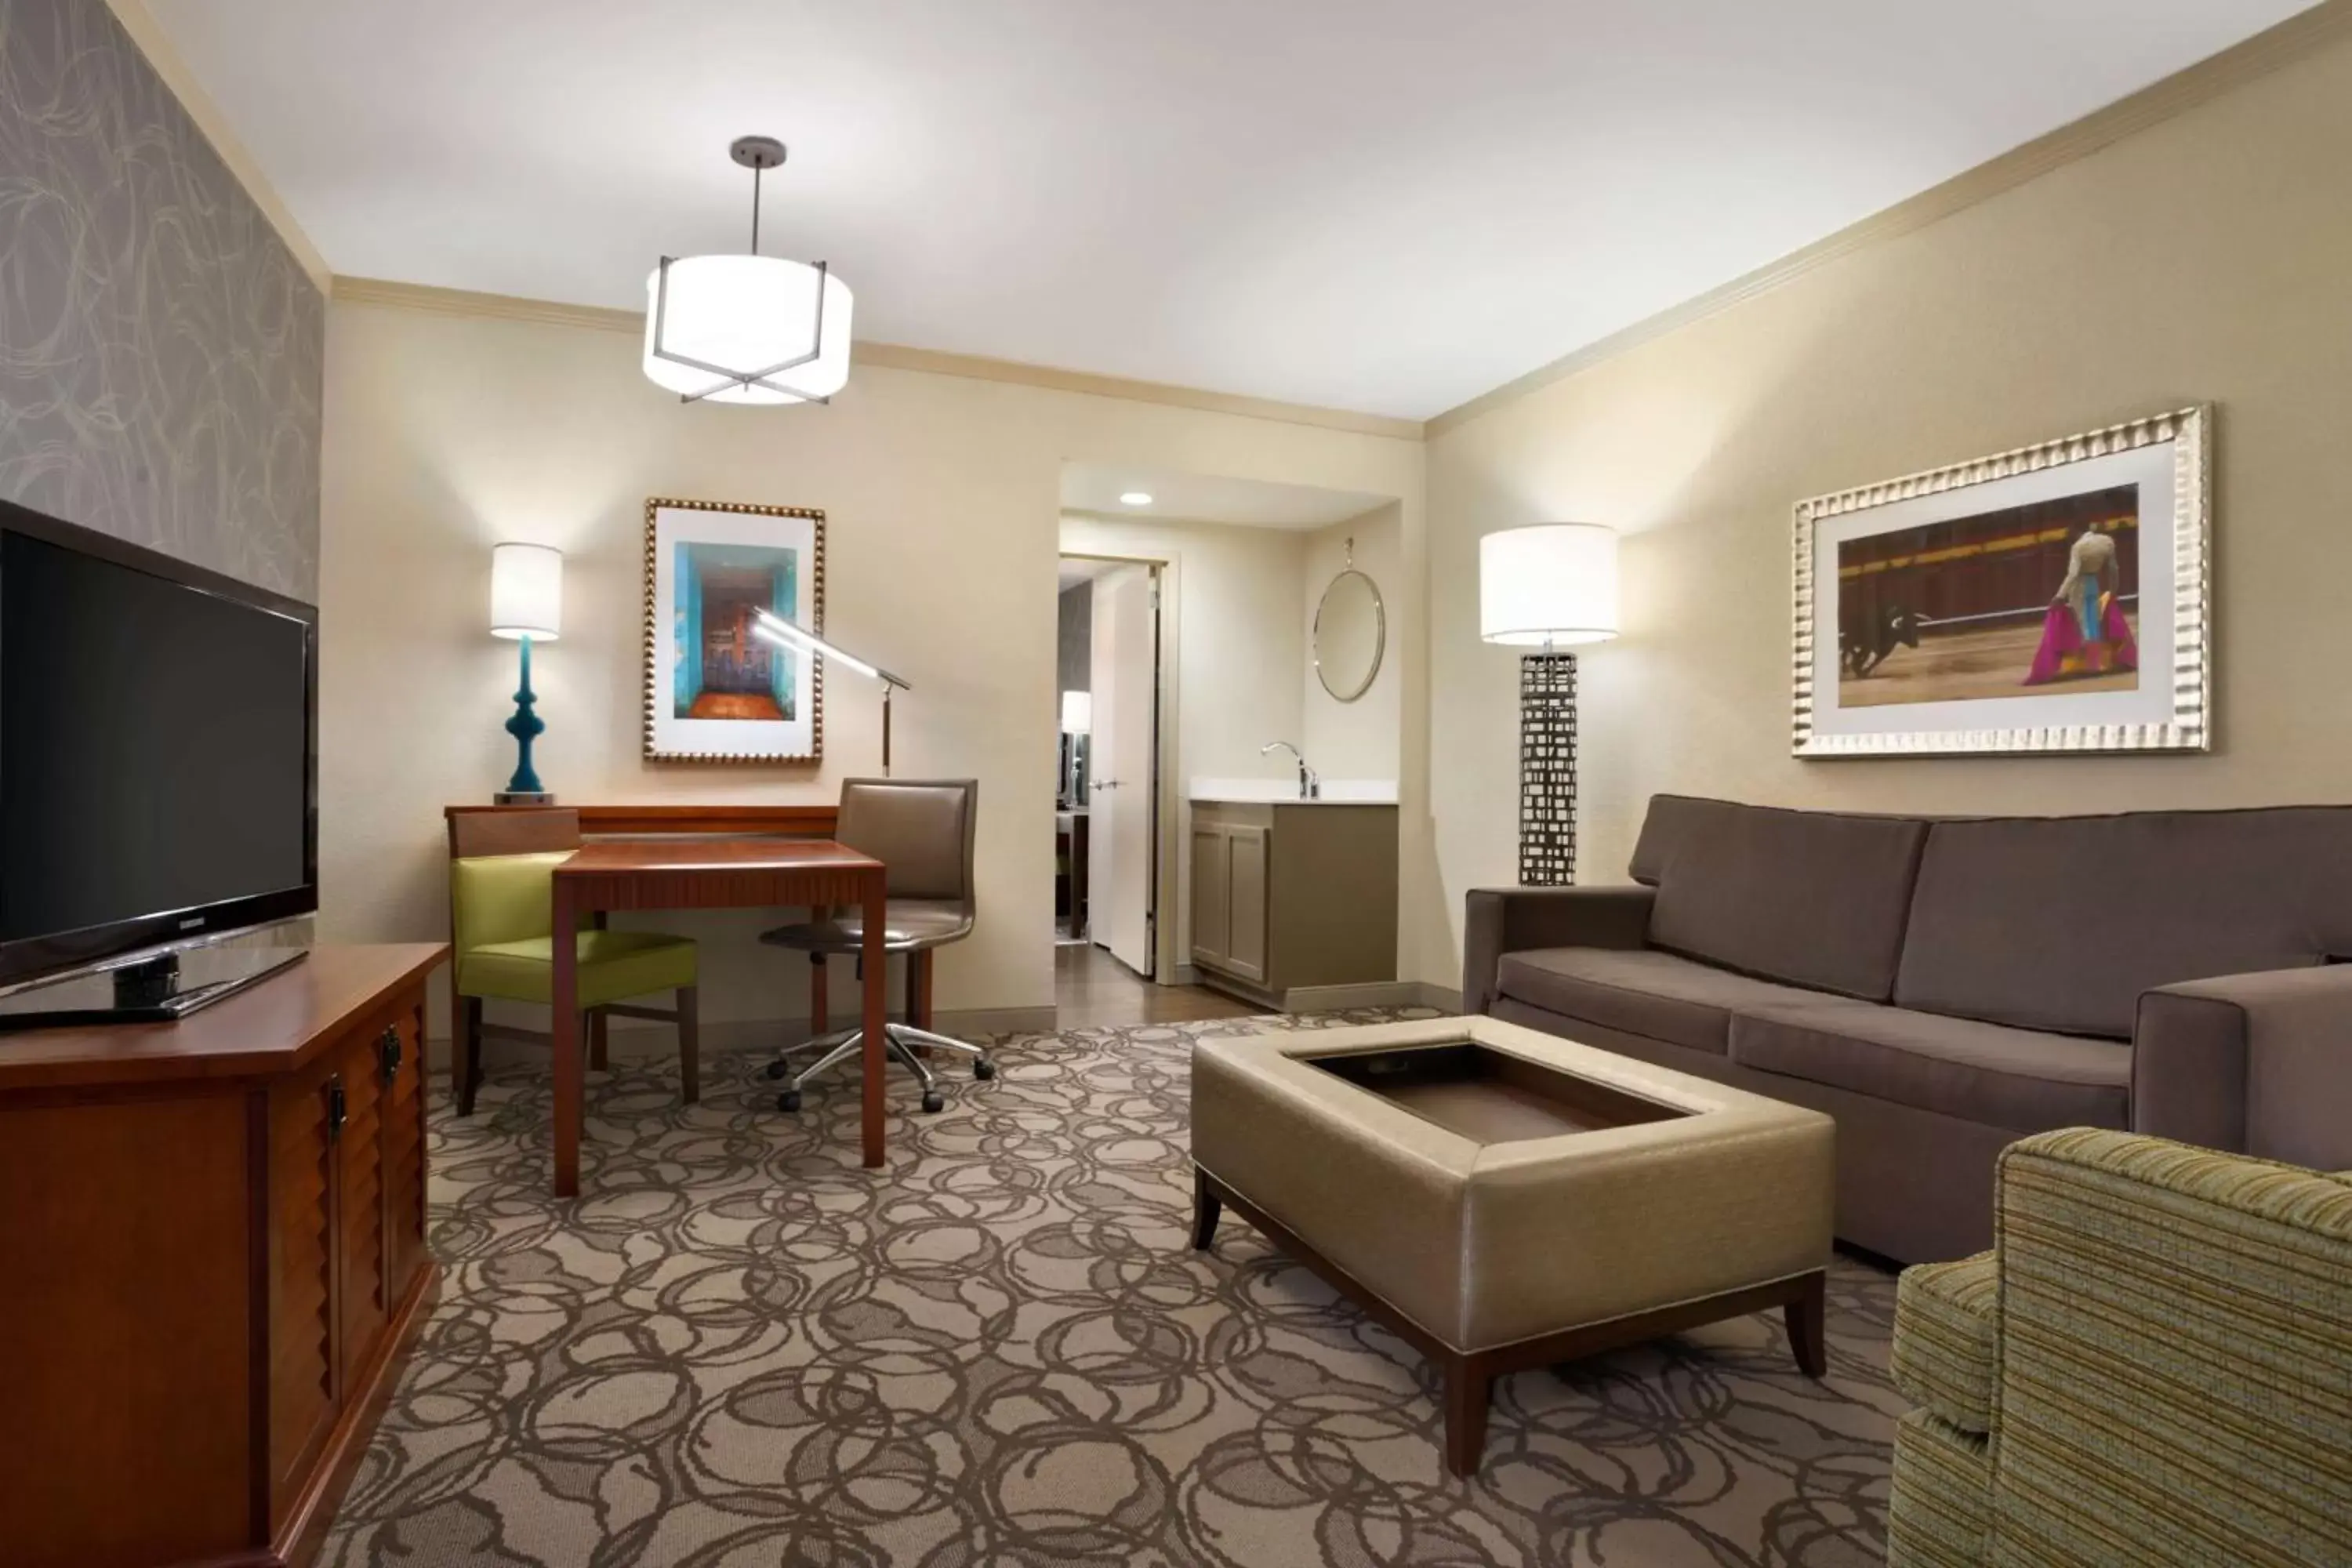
[
  {"x1": 921, "y1": 1091, "x2": 945, "y2": 1114},
  {"x1": 764, "y1": 1060, "x2": 787, "y2": 1080},
  {"x1": 973, "y1": 1059, "x2": 996, "y2": 1081},
  {"x1": 778, "y1": 1090, "x2": 803, "y2": 1112}
]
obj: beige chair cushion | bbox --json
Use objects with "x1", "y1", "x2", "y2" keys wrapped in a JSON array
[{"x1": 1189, "y1": 1015, "x2": 1835, "y2": 1352}]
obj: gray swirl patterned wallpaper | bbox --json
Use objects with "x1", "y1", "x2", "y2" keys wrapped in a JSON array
[{"x1": 0, "y1": 0, "x2": 321, "y2": 599}]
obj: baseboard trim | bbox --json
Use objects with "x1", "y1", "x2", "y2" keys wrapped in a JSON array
[
  {"x1": 423, "y1": 1006, "x2": 1058, "y2": 1071},
  {"x1": 1418, "y1": 982, "x2": 1464, "y2": 1014},
  {"x1": 1281, "y1": 981, "x2": 1427, "y2": 1012}
]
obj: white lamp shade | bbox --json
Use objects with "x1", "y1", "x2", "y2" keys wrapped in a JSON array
[
  {"x1": 490, "y1": 543, "x2": 563, "y2": 641},
  {"x1": 1060, "y1": 690, "x2": 1092, "y2": 734},
  {"x1": 644, "y1": 255, "x2": 854, "y2": 405},
  {"x1": 1479, "y1": 524, "x2": 1619, "y2": 647}
]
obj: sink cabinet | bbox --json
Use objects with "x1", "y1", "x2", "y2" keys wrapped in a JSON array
[{"x1": 1189, "y1": 800, "x2": 1397, "y2": 1007}]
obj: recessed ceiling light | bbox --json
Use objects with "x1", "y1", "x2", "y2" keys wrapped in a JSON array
[{"x1": 1120, "y1": 491, "x2": 1153, "y2": 506}]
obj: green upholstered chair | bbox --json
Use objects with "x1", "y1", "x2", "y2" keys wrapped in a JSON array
[
  {"x1": 446, "y1": 808, "x2": 699, "y2": 1115},
  {"x1": 1888, "y1": 1129, "x2": 2352, "y2": 1567}
]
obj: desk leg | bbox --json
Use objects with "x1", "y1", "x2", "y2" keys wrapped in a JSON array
[
  {"x1": 552, "y1": 880, "x2": 583, "y2": 1197},
  {"x1": 862, "y1": 872, "x2": 887, "y2": 1168}
]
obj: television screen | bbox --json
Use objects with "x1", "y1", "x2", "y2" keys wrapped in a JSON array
[{"x1": 0, "y1": 515, "x2": 314, "y2": 981}]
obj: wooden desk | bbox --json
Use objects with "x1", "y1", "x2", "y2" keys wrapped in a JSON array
[
  {"x1": 549, "y1": 838, "x2": 889, "y2": 1191},
  {"x1": 445, "y1": 801, "x2": 840, "y2": 837}
]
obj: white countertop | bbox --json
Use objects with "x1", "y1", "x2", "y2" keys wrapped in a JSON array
[{"x1": 1189, "y1": 776, "x2": 1398, "y2": 805}]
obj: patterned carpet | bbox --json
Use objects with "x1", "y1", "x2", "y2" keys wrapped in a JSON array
[{"x1": 323, "y1": 1013, "x2": 1903, "y2": 1568}]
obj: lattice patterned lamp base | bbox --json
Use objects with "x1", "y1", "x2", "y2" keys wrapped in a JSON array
[{"x1": 1518, "y1": 653, "x2": 1578, "y2": 886}]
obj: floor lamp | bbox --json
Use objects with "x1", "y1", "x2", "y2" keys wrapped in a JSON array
[
  {"x1": 1479, "y1": 524, "x2": 1619, "y2": 886},
  {"x1": 750, "y1": 608, "x2": 910, "y2": 774}
]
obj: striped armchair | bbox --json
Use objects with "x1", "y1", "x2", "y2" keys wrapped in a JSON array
[{"x1": 1887, "y1": 1129, "x2": 2352, "y2": 1566}]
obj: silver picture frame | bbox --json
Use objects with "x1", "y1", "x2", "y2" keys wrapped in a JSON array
[{"x1": 1792, "y1": 405, "x2": 2212, "y2": 758}]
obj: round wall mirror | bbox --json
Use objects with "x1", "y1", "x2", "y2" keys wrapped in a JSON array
[{"x1": 1313, "y1": 567, "x2": 1386, "y2": 702}]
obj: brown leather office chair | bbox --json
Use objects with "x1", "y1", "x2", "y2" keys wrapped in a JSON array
[{"x1": 759, "y1": 778, "x2": 993, "y2": 1112}]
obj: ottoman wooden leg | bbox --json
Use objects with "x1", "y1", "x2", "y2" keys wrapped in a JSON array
[
  {"x1": 1785, "y1": 1269, "x2": 1828, "y2": 1377},
  {"x1": 1442, "y1": 1355, "x2": 1490, "y2": 1478},
  {"x1": 1191, "y1": 1167, "x2": 1222, "y2": 1250}
]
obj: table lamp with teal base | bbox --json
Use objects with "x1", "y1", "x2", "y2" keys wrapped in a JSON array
[{"x1": 490, "y1": 543, "x2": 562, "y2": 805}]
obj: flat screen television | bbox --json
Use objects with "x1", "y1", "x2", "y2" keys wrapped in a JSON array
[{"x1": 0, "y1": 498, "x2": 317, "y2": 1022}]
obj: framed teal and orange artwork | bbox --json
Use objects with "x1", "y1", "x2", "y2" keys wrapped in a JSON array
[{"x1": 642, "y1": 496, "x2": 826, "y2": 760}]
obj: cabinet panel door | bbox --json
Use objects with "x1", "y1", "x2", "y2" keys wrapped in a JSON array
[
  {"x1": 267, "y1": 1060, "x2": 339, "y2": 1524},
  {"x1": 1225, "y1": 826, "x2": 1270, "y2": 985},
  {"x1": 1189, "y1": 823, "x2": 1229, "y2": 967},
  {"x1": 380, "y1": 1009, "x2": 430, "y2": 1313},
  {"x1": 336, "y1": 1031, "x2": 390, "y2": 1392}
]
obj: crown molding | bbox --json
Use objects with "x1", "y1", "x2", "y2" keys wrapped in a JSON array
[
  {"x1": 1425, "y1": 0, "x2": 2352, "y2": 439},
  {"x1": 332, "y1": 276, "x2": 642, "y2": 334},
  {"x1": 329, "y1": 277, "x2": 1426, "y2": 442},
  {"x1": 103, "y1": 0, "x2": 332, "y2": 295},
  {"x1": 851, "y1": 341, "x2": 1425, "y2": 441}
]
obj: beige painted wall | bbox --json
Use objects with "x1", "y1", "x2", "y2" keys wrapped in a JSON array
[
  {"x1": 1409, "y1": 31, "x2": 2352, "y2": 988},
  {"x1": 320, "y1": 301, "x2": 1422, "y2": 1029},
  {"x1": 1060, "y1": 511, "x2": 1313, "y2": 786},
  {"x1": 1301, "y1": 503, "x2": 1403, "y2": 782}
]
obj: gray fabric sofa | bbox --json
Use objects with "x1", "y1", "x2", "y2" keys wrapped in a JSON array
[{"x1": 1462, "y1": 794, "x2": 2352, "y2": 1263}]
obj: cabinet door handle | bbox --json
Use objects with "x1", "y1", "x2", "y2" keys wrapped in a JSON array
[
  {"x1": 379, "y1": 1025, "x2": 403, "y2": 1083},
  {"x1": 326, "y1": 1077, "x2": 347, "y2": 1142}
]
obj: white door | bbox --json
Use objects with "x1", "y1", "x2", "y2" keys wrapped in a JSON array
[{"x1": 1089, "y1": 563, "x2": 1157, "y2": 975}]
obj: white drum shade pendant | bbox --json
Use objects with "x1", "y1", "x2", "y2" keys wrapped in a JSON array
[{"x1": 644, "y1": 136, "x2": 854, "y2": 405}]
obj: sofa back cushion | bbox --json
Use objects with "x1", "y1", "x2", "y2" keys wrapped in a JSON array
[
  {"x1": 1895, "y1": 808, "x2": 2352, "y2": 1038},
  {"x1": 1633, "y1": 795, "x2": 1930, "y2": 1001}
]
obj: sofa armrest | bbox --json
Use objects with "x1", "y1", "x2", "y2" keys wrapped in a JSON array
[
  {"x1": 1987, "y1": 1129, "x2": 2352, "y2": 1563},
  {"x1": 1461, "y1": 886, "x2": 1655, "y2": 1016},
  {"x1": 2134, "y1": 965, "x2": 2352, "y2": 1169}
]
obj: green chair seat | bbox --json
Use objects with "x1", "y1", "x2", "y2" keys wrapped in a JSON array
[{"x1": 459, "y1": 930, "x2": 698, "y2": 1009}]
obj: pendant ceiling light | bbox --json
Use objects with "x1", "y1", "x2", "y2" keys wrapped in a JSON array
[{"x1": 644, "y1": 135, "x2": 854, "y2": 405}]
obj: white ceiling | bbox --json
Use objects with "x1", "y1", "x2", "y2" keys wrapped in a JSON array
[
  {"x1": 151, "y1": 0, "x2": 2314, "y2": 419},
  {"x1": 1062, "y1": 465, "x2": 1391, "y2": 531}
]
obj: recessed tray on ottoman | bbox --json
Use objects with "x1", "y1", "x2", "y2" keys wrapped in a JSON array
[{"x1": 1189, "y1": 1014, "x2": 1836, "y2": 1476}]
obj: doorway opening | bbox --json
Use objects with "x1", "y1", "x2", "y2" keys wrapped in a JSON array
[
  {"x1": 1058, "y1": 461, "x2": 1406, "y2": 1017},
  {"x1": 1057, "y1": 554, "x2": 1163, "y2": 980}
]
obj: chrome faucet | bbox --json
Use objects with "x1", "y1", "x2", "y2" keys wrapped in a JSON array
[{"x1": 1261, "y1": 741, "x2": 1320, "y2": 800}]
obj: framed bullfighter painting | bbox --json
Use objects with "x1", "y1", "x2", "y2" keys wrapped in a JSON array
[
  {"x1": 642, "y1": 497, "x2": 825, "y2": 761},
  {"x1": 1792, "y1": 406, "x2": 2211, "y2": 757}
]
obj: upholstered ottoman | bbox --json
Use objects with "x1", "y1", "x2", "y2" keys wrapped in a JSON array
[{"x1": 1189, "y1": 1015, "x2": 1836, "y2": 1475}]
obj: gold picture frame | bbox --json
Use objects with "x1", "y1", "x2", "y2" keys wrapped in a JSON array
[
  {"x1": 641, "y1": 496, "x2": 827, "y2": 762},
  {"x1": 1792, "y1": 405, "x2": 2212, "y2": 757}
]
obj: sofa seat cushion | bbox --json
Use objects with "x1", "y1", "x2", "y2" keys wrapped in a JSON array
[
  {"x1": 1495, "y1": 947, "x2": 1835, "y2": 1056},
  {"x1": 1729, "y1": 998, "x2": 2129, "y2": 1132},
  {"x1": 1893, "y1": 1250, "x2": 1998, "y2": 1435}
]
